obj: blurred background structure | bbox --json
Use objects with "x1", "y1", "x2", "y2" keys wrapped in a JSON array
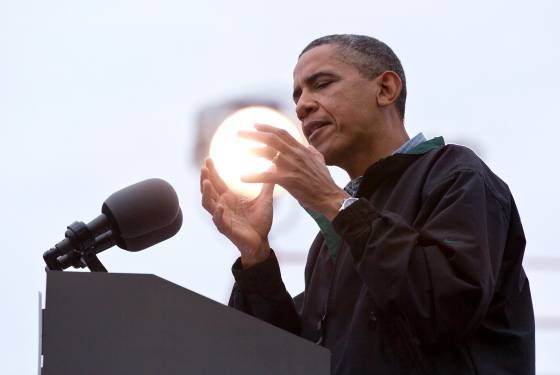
[
  {"x1": 193, "y1": 98, "x2": 284, "y2": 166},
  {"x1": 0, "y1": 0, "x2": 558, "y2": 373}
]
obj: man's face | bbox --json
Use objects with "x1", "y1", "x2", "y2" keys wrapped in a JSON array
[{"x1": 293, "y1": 44, "x2": 381, "y2": 167}]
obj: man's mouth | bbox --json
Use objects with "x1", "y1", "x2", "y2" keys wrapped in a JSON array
[{"x1": 303, "y1": 120, "x2": 330, "y2": 140}]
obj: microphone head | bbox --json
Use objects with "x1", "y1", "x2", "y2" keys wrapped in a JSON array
[
  {"x1": 120, "y1": 209, "x2": 183, "y2": 251},
  {"x1": 101, "y1": 178, "x2": 182, "y2": 251}
]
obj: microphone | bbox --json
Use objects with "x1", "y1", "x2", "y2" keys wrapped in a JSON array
[{"x1": 43, "y1": 178, "x2": 183, "y2": 272}]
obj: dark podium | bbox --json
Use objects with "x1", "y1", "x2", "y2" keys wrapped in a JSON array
[{"x1": 41, "y1": 271, "x2": 330, "y2": 374}]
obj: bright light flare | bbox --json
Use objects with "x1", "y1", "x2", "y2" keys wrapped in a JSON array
[{"x1": 209, "y1": 106, "x2": 305, "y2": 198}]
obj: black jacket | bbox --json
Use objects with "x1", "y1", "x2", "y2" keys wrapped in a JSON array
[{"x1": 229, "y1": 142, "x2": 535, "y2": 374}]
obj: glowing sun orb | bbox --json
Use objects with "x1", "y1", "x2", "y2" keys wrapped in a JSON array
[{"x1": 209, "y1": 106, "x2": 305, "y2": 198}]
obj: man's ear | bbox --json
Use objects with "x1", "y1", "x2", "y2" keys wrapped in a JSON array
[{"x1": 376, "y1": 71, "x2": 402, "y2": 108}]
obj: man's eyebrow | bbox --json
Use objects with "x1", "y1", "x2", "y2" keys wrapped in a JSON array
[{"x1": 292, "y1": 71, "x2": 338, "y2": 103}]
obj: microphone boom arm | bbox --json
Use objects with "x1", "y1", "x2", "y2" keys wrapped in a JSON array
[{"x1": 43, "y1": 221, "x2": 112, "y2": 272}]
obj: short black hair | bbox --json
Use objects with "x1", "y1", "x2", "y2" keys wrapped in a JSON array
[{"x1": 300, "y1": 34, "x2": 407, "y2": 120}]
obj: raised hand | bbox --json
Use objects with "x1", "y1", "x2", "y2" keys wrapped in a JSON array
[
  {"x1": 239, "y1": 124, "x2": 349, "y2": 220},
  {"x1": 200, "y1": 158, "x2": 273, "y2": 267}
]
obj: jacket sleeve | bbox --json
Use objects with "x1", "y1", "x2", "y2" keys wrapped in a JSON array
[
  {"x1": 228, "y1": 250, "x2": 300, "y2": 335},
  {"x1": 332, "y1": 168, "x2": 511, "y2": 344}
]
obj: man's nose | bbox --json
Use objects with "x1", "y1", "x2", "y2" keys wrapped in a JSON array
[{"x1": 295, "y1": 92, "x2": 318, "y2": 121}]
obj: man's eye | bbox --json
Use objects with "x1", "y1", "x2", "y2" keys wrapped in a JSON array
[{"x1": 315, "y1": 81, "x2": 331, "y2": 89}]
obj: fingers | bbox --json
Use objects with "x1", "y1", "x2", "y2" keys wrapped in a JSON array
[
  {"x1": 242, "y1": 153, "x2": 282, "y2": 184},
  {"x1": 238, "y1": 130, "x2": 289, "y2": 154},
  {"x1": 205, "y1": 158, "x2": 228, "y2": 195},
  {"x1": 200, "y1": 174, "x2": 229, "y2": 236},
  {"x1": 306, "y1": 144, "x2": 326, "y2": 163},
  {"x1": 254, "y1": 123, "x2": 302, "y2": 147},
  {"x1": 211, "y1": 205, "x2": 227, "y2": 235},
  {"x1": 201, "y1": 179, "x2": 218, "y2": 214},
  {"x1": 200, "y1": 158, "x2": 225, "y2": 213},
  {"x1": 249, "y1": 146, "x2": 277, "y2": 161},
  {"x1": 259, "y1": 182, "x2": 275, "y2": 199},
  {"x1": 200, "y1": 165, "x2": 206, "y2": 193},
  {"x1": 238, "y1": 124, "x2": 301, "y2": 155}
]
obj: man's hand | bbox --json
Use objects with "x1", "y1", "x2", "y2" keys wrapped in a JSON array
[
  {"x1": 239, "y1": 124, "x2": 350, "y2": 221},
  {"x1": 200, "y1": 158, "x2": 273, "y2": 268}
]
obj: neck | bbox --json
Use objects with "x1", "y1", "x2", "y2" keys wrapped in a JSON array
[{"x1": 343, "y1": 119, "x2": 409, "y2": 180}]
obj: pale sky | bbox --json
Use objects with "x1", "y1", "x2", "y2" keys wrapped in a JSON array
[{"x1": 1, "y1": 0, "x2": 558, "y2": 373}]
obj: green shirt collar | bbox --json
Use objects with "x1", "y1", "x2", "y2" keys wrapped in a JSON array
[{"x1": 406, "y1": 136, "x2": 445, "y2": 154}]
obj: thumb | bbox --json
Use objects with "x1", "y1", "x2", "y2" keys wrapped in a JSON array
[
  {"x1": 257, "y1": 163, "x2": 276, "y2": 200},
  {"x1": 259, "y1": 182, "x2": 275, "y2": 200}
]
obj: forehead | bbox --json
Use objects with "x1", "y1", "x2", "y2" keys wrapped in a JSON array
[{"x1": 293, "y1": 44, "x2": 356, "y2": 84}]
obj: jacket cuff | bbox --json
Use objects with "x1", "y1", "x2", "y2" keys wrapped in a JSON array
[
  {"x1": 332, "y1": 198, "x2": 380, "y2": 260},
  {"x1": 231, "y1": 249, "x2": 284, "y2": 295}
]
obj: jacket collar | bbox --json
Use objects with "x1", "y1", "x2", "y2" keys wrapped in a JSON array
[{"x1": 356, "y1": 137, "x2": 445, "y2": 198}]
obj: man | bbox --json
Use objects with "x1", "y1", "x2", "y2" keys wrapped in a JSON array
[{"x1": 200, "y1": 35, "x2": 534, "y2": 374}]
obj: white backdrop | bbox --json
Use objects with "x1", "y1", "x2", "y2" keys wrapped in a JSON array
[{"x1": 0, "y1": 0, "x2": 558, "y2": 373}]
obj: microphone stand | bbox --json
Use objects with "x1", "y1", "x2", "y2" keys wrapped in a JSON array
[{"x1": 43, "y1": 222, "x2": 113, "y2": 272}]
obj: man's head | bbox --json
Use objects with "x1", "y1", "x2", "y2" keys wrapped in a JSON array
[
  {"x1": 293, "y1": 34, "x2": 407, "y2": 175},
  {"x1": 300, "y1": 34, "x2": 407, "y2": 120}
]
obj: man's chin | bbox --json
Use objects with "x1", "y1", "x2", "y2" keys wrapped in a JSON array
[
  {"x1": 317, "y1": 144, "x2": 350, "y2": 169},
  {"x1": 317, "y1": 146, "x2": 337, "y2": 166}
]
